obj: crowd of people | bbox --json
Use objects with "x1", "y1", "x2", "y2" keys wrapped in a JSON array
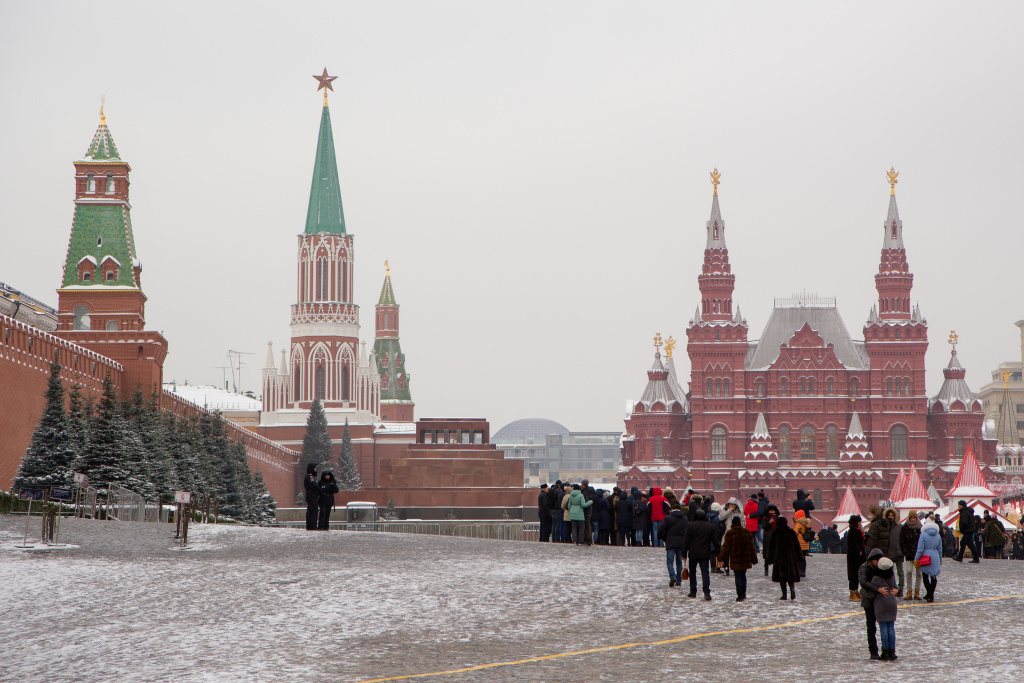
[{"x1": 536, "y1": 482, "x2": 1022, "y2": 662}]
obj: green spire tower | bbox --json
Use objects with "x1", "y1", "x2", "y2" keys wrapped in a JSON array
[
  {"x1": 304, "y1": 92, "x2": 347, "y2": 235},
  {"x1": 373, "y1": 262, "x2": 414, "y2": 422}
]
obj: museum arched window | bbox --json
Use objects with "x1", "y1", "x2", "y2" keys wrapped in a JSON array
[
  {"x1": 886, "y1": 379, "x2": 893, "y2": 396},
  {"x1": 955, "y1": 434, "x2": 964, "y2": 458},
  {"x1": 723, "y1": 379, "x2": 730, "y2": 396},
  {"x1": 827, "y1": 426, "x2": 838, "y2": 459},
  {"x1": 800, "y1": 379, "x2": 806, "y2": 395},
  {"x1": 654, "y1": 435, "x2": 663, "y2": 460},
  {"x1": 827, "y1": 378, "x2": 834, "y2": 395},
  {"x1": 706, "y1": 379, "x2": 713, "y2": 396},
  {"x1": 809, "y1": 378, "x2": 815, "y2": 394},
  {"x1": 850, "y1": 377, "x2": 858, "y2": 397},
  {"x1": 779, "y1": 426, "x2": 790, "y2": 459},
  {"x1": 780, "y1": 378, "x2": 788, "y2": 396},
  {"x1": 715, "y1": 380, "x2": 722, "y2": 397},
  {"x1": 800, "y1": 426, "x2": 816, "y2": 459},
  {"x1": 756, "y1": 379, "x2": 764, "y2": 397},
  {"x1": 903, "y1": 379, "x2": 910, "y2": 396},
  {"x1": 710, "y1": 427, "x2": 727, "y2": 461},
  {"x1": 891, "y1": 426, "x2": 908, "y2": 460}
]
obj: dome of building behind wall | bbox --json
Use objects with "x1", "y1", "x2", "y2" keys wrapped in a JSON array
[{"x1": 492, "y1": 418, "x2": 571, "y2": 445}]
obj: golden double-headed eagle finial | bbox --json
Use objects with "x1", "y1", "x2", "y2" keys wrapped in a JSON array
[
  {"x1": 887, "y1": 166, "x2": 899, "y2": 195},
  {"x1": 948, "y1": 330, "x2": 958, "y2": 351},
  {"x1": 664, "y1": 336, "x2": 677, "y2": 359},
  {"x1": 710, "y1": 167, "x2": 721, "y2": 195},
  {"x1": 653, "y1": 333, "x2": 663, "y2": 353}
]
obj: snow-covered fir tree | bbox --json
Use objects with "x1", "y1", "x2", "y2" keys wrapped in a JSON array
[
  {"x1": 382, "y1": 497, "x2": 397, "y2": 521},
  {"x1": 338, "y1": 418, "x2": 361, "y2": 491},
  {"x1": 247, "y1": 470, "x2": 277, "y2": 526},
  {"x1": 302, "y1": 398, "x2": 334, "y2": 474},
  {"x1": 133, "y1": 391, "x2": 180, "y2": 499},
  {"x1": 14, "y1": 354, "x2": 77, "y2": 488},
  {"x1": 66, "y1": 383, "x2": 88, "y2": 467},
  {"x1": 74, "y1": 376, "x2": 132, "y2": 494}
]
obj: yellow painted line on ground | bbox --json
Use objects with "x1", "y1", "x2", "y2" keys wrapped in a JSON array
[{"x1": 354, "y1": 593, "x2": 1024, "y2": 683}]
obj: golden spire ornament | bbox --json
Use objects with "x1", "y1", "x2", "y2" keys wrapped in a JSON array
[
  {"x1": 313, "y1": 68, "x2": 338, "y2": 106},
  {"x1": 653, "y1": 332, "x2": 663, "y2": 353},
  {"x1": 99, "y1": 95, "x2": 106, "y2": 125},
  {"x1": 385, "y1": 259, "x2": 390, "y2": 277},
  {"x1": 710, "y1": 167, "x2": 721, "y2": 195},
  {"x1": 948, "y1": 330, "x2": 958, "y2": 351},
  {"x1": 664, "y1": 336, "x2": 676, "y2": 359},
  {"x1": 1001, "y1": 369, "x2": 1012, "y2": 388},
  {"x1": 887, "y1": 166, "x2": 899, "y2": 195}
]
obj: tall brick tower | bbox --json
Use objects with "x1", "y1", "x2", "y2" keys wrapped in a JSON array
[
  {"x1": 54, "y1": 105, "x2": 168, "y2": 393},
  {"x1": 262, "y1": 71, "x2": 379, "y2": 420},
  {"x1": 373, "y1": 263, "x2": 414, "y2": 422},
  {"x1": 687, "y1": 169, "x2": 749, "y2": 484},
  {"x1": 863, "y1": 168, "x2": 929, "y2": 465}
]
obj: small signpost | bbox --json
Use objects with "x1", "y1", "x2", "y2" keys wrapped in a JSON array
[
  {"x1": 174, "y1": 491, "x2": 192, "y2": 546},
  {"x1": 72, "y1": 474, "x2": 89, "y2": 518},
  {"x1": 18, "y1": 488, "x2": 43, "y2": 547},
  {"x1": 49, "y1": 487, "x2": 73, "y2": 545}
]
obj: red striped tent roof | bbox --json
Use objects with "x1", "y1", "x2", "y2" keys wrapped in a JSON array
[
  {"x1": 896, "y1": 464, "x2": 935, "y2": 509},
  {"x1": 888, "y1": 468, "x2": 907, "y2": 502},
  {"x1": 832, "y1": 485, "x2": 863, "y2": 524},
  {"x1": 947, "y1": 446, "x2": 995, "y2": 498}
]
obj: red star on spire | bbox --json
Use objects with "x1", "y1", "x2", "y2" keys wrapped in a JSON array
[{"x1": 313, "y1": 68, "x2": 338, "y2": 92}]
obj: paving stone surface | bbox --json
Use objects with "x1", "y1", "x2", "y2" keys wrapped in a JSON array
[{"x1": 1, "y1": 515, "x2": 1022, "y2": 682}]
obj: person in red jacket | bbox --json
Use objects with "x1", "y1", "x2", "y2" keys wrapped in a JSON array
[
  {"x1": 648, "y1": 487, "x2": 670, "y2": 548},
  {"x1": 744, "y1": 493, "x2": 761, "y2": 552}
]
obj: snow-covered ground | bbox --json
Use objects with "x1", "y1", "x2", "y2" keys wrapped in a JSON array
[{"x1": 1, "y1": 515, "x2": 1022, "y2": 682}]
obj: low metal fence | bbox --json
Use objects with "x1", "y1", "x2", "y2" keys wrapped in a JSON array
[{"x1": 106, "y1": 485, "x2": 146, "y2": 522}]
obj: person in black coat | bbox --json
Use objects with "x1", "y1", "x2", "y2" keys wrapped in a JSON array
[
  {"x1": 680, "y1": 508, "x2": 716, "y2": 600},
  {"x1": 303, "y1": 463, "x2": 321, "y2": 531},
  {"x1": 537, "y1": 484, "x2": 552, "y2": 542},
  {"x1": 793, "y1": 488, "x2": 815, "y2": 516},
  {"x1": 767, "y1": 516, "x2": 802, "y2": 600},
  {"x1": 595, "y1": 491, "x2": 613, "y2": 545},
  {"x1": 317, "y1": 471, "x2": 339, "y2": 530},
  {"x1": 615, "y1": 493, "x2": 634, "y2": 546},
  {"x1": 761, "y1": 504, "x2": 780, "y2": 576},
  {"x1": 658, "y1": 507, "x2": 689, "y2": 587}
]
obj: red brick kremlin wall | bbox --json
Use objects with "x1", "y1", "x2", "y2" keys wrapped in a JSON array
[
  {"x1": 0, "y1": 313, "x2": 123, "y2": 490},
  {"x1": 161, "y1": 391, "x2": 301, "y2": 503}
]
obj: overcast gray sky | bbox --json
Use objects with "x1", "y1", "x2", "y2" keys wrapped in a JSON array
[{"x1": 2, "y1": 2, "x2": 1022, "y2": 433}]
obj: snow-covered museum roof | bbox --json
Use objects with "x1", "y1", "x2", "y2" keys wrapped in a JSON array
[{"x1": 163, "y1": 383, "x2": 262, "y2": 411}]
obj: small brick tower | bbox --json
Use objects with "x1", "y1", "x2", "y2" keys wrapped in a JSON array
[
  {"x1": 54, "y1": 104, "x2": 168, "y2": 394},
  {"x1": 373, "y1": 263, "x2": 414, "y2": 422}
]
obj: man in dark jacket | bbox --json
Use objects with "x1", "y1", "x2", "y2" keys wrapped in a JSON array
[
  {"x1": 615, "y1": 493, "x2": 634, "y2": 546},
  {"x1": 549, "y1": 483, "x2": 563, "y2": 543},
  {"x1": 658, "y1": 507, "x2": 689, "y2": 587},
  {"x1": 317, "y1": 471, "x2": 339, "y2": 530},
  {"x1": 865, "y1": 505, "x2": 891, "y2": 555},
  {"x1": 680, "y1": 508, "x2": 716, "y2": 600},
  {"x1": 858, "y1": 548, "x2": 890, "y2": 660},
  {"x1": 595, "y1": 491, "x2": 613, "y2": 545},
  {"x1": 954, "y1": 500, "x2": 981, "y2": 563},
  {"x1": 793, "y1": 489, "x2": 815, "y2": 516},
  {"x1": 538, "y1": 484, "x2": 551, "y2": 542},
  {"x1": 303, "y1": 463, "x2": 321, "y2": 531}
]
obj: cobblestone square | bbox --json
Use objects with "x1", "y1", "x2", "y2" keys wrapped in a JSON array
[{"x1": 2, "y1": 517, "x2": 1021, "y2": 682}]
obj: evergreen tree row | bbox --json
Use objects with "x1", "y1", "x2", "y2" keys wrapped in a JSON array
[{"x1": 14, "y1": 354, "x2": 276, "y2": 525}]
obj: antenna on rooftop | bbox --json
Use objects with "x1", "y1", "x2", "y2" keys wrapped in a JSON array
[{"x1": 227, "y1": 350, "x2": 253, "y2": 394}]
